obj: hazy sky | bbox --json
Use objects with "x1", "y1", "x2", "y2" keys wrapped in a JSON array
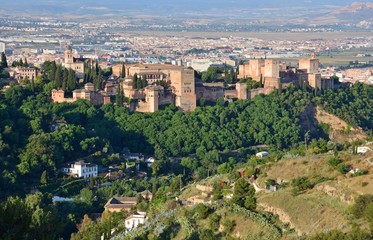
[{"x1": 0, "y1": 0, "x2": 363, "y2": 18}]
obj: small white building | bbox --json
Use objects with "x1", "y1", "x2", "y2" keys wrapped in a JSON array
[
  {"x1": 145, "y1": 157, "x2": 155, "y2": 167},
  {"x1": 125, "y1": 212, "x2": 147, "y2": 231},
  {"x1": 124, "y1": 153, "x2": 144, "y2": 161},
  {"x1": 256, "y1": 151, "x2": 269, "y2": 158},
  {"x1": 62, "y1": 160, "x2": 98, "y2": 178},
  {"x1": 357, "y1": 146, "x2": 371, "y2": 155}
]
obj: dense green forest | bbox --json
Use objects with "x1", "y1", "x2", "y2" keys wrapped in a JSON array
[
  {"x1": 316, "y1": 83, "x2": 373, "y2": 131},
  {"x1": 0, "y1": 62, "x2": 372, "y2": 239}
]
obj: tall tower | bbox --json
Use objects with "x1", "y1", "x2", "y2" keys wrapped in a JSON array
[
  {"x1": 146, "y1": 86, "x2": 160, "y2": 112},
  {"x1": 236, "y1": 82, "x2": 248, "y2": 100},
  {"x1": 299, "y1": 54, "x2": 319, "y2": 74},
  {"x1": 264, "y1": 59, "x2": 279, "y2": 78},
  {"x1": 249, "y1": 59, "x2": 265, "y2": 78},
  {"x1": 64, "y1": 48, "x2": 74, "y2": 65},
  {"x1": 170, "y1": 68, "x2": 196, "y2": 112}
]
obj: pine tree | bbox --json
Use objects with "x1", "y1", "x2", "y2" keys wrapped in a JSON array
[
  {"x1": 0, "y1": 52, "x2": 8, "y2": 68},
  {"x1": 55, "y1": 65, "x2": 63, "y2": 89},
  {"x1": 121, "y1": 64, "x2": 126, "y2": 78},
  {"x1": 244, "y1": 185, "x2": 256, "y2": 211},
  {"x1": 232, "y1": 178, "x2": 256, "y2": 210}
]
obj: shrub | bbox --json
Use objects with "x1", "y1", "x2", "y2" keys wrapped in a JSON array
[
  {"x1": 222, "y1": 219, "x2": 236, "y2": 234},
  {"x1": 361, "y1": 182, "x2": 369, "y2": 187},
  {"x1": 328, "y1": 157, "x2": 342, "y2": 167},
  {"x1": 337, "y1": 163, "x2": 350, "y2": 174},
  {"x1": 291, "y1": 177, "x2": 313, "y2": 192},
  {"x1": 193, "y1": 204, "x2": 210, "y2": 220},
  {"x1": 208, "y1": 213, "x2": 221, "y2": 231},
  {"x1": 199, "y1": 229, "x2": 214, "y2": 240},
  {"x1": 352, "y1": 169, "x2": 368, "y2": 177},
  {"x1": 351, "y1": 194, "x2": 373, "y2": 219}
]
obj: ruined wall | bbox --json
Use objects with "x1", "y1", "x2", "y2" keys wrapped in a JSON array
[
  {"x1": 264, "y1": 77, "x2": 281, "y2": 89},
  {"x1": 248, "y1": 87, "x2": 275, "y2": 100},
  {"x1": 196, "y1": 82, "x2": 225, "y2": 102}
]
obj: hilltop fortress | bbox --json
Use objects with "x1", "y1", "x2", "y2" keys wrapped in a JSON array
[
  {"x1": 52, "y1": 53, "x2": 334, "y2": 113},
  {"x1": 238, "y1": 53, "x2": 334, "y2": 91},
  {"x1": 118, "y1": 64, "x2": 197, "y2": 112}
]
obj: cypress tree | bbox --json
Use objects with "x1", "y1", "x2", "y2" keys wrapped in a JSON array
[
  {"x1": 50, "y1": 61, "x2": 56, "y2": 82},
  {"x1": 24, "y1": 58, "x2": 28, "y2": 67},
  {"x1": 94, "y1": 71, "x2": 103, "y2": 90},
  {"x1": 95, "y1": 60, "x2": 99, "y2": 75},
  {"x1": 55, "y1": 65, "x2": 63, "y2": 89},
  {"x1": 0, "y1": 52, "x2": 8, "y2": 68},
  {"x1": 31, "y1": 76, "x2": 35, "y2": 93},
  {"x1": 90, "y1": 65, "x2": 96, "y2": 83},
  {"x1": 259, "y1": 74, "x2": 263, "y2": 88},
  {"x1": 89, "y1": 176, "x2": 94, "y2": 190},
  {"x1": 19, "y1": 58, "x2": 24, "y2": 67},
  {"x1": 116, "y1": 83, "x2": 125, "y2": 106},
  {"x1": 132, "y1": 73, "x2": 138, "y2": 89},
  {"x1": 121, "y1": 64, "x2": 125, "y2": 78},
  {"x1": 40, "y1": 170, "x2": 47, "y2": 185},
  {"x1": 62, "y1": 69, "x2": 68, "y2": 91},
  {"x1": 142, "y1": 75, "x2": 147, "y2": 88},
  {"x1": 137, "y1": 77, "x2": 142, "y2": 89},
  {"x1": 67, "y1": 69, "x2": 76, "y2": 92}
]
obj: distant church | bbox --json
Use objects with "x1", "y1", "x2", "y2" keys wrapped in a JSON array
[{"x1": 62, "y1": 47, "x2": 85, "y2": 75}]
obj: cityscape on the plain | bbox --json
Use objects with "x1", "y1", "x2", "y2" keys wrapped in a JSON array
[{"x1": 0, "y1": 1, "x2": 372, "y2": 239}]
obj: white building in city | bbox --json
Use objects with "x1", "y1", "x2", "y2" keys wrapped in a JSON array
[
  {"x1": 0, "y1": 42, "x2": 5, "y2": 53},
  {"x1": 62, "y1": 160, "x2": 98, "y2": 178},
  {"x1": 191, "y1": 59, "x2": 213, "y2": 72}
]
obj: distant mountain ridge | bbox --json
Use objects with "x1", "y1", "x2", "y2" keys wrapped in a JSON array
[
  {"x1": 334, "y1": 1, "x2": 373, "y2": 14},
  {"x1": 332, "y1": 2, "x2": 373, "y2": 23},
  {"x1": 1, "y1": 0, "x2": 372, "y2": 25}
]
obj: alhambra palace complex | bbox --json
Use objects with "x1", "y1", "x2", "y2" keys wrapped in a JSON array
[{"x1": 52, "y1": 50, "x2": 334, "y2": 113}]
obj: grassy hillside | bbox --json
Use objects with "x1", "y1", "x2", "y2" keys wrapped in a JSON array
[{"x1": 257, "y1": 190, "x2": 349, "y2": 236}]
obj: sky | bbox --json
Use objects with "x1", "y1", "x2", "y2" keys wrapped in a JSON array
[{"x1": 0, "y1": 0, "x2": 360, "y2": 17}]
